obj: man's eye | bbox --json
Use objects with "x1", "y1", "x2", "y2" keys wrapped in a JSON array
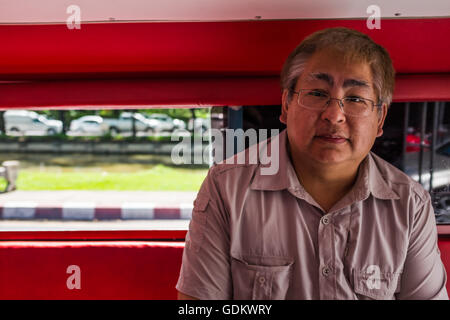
[
  {"x1": 346, "y1": 96, "x2": 365, "y2": 103},
  {"x1": 308, "y1": 90, "x2": 328, "y2": 98}
]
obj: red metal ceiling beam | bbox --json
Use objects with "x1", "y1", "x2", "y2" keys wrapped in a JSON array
[{"x1": 0, "y1": 18, "x2": 449, "y2": 80}]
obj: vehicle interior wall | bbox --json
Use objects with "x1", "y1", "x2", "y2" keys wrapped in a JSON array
[{"x1": 0, "y1": 18, "x2": 449, "y2": 299}]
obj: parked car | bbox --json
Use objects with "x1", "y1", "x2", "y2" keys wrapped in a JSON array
[
  {"x1": 3, "y1": 110, "x2": 63, "y2": 135},
  {"x1": 69, "y1": 115, "x2": 109, "y2": 136},
  {"x1": 146, "y1": 113, "x2": 186, "y2": 131},
  {"x1": 103, "y1": 112, "x2": 156, "y2": 135}
]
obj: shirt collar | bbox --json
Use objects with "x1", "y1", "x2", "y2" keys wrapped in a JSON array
[
  {"x1": 250, "y1": 130, "x2": 399, "y2": 201},
  {"x1": 250, "y1": 129, "x2": 301, "y2": 192},
  {"x1": 357, "y1": 152, "x2": 400, "y2": 201}
]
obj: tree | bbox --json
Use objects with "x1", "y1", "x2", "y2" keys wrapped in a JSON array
[
  {"x1": 131, "y1": 109, "x2": 137, "y2": 139},
  {"x1": 190, "y1": 108, "x2": 196, "y2": 134},
  {"x1": 0, "y1": 111, "x2": 4, "y2": 134},
  {"x1": 58, "y1": 110, "x2": 67, "y2": 134}
]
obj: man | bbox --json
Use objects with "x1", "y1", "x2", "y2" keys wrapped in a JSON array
[{"x1": 176, "y1": 27, "x2": 448, "y2": 299}]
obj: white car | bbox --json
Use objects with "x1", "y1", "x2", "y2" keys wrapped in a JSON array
[
  {"x1": 102, "y1": 112, "x2": 156, "y2": 135},
  {"x1": 4, "y1": 110, "x2": 63, "y2": 135},
  {"x1": 147, "y1": 113, "x2": 186, "y2": 131},
  {"x1": 69, "y1": 115, "x2": 109, "y2": 136}
]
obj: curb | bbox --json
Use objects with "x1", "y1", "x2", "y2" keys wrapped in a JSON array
[{"x1": 0, "y1": 202, "x2": 194, "y2": 220}]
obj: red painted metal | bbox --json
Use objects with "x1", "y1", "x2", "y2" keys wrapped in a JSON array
[
  {"x1": 0, "y1": 19, "x2": 449, "y2": 79},
  {"x1": 0, "y1": 230, "x2": 187, "y2": 241}
]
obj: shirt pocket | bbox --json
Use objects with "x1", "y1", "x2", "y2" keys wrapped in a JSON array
[
  {"x1": 353, "y1": 268, "x2": 402, "y2": 300},
  {"x1": 231, "y1": 256, "x2": 294, "y2": 300},
  {"x1": 186, "y1": 195, "x2": 209, "y2": 252}
]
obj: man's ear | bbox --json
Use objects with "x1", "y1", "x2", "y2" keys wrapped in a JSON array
[
  {"x1": 280, "y1": 89, "x2": 289, "y2": 124},
  {"x1": 376, "y1": 104, "x2": 388, "y2": 137}
]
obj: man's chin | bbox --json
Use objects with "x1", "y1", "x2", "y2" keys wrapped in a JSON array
[{"x1": 308, "y1": 149, "x2": 352, "y2": 165}]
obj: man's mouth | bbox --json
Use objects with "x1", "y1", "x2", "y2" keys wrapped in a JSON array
[{"x1": 315, "y1": 134, "x2": 349, "y2": 144}]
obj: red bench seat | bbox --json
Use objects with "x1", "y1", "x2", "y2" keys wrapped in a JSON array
[
  {"x1": 0, "y1": 241, "x2": 184, "y2": 300},
  {"x1": 1, "y1": 238, "x2": 449, "y2": 299}
]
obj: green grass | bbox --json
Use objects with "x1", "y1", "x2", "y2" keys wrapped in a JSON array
[{"x1": 14, "y1": 164, "x2": 208, "y2": 191}]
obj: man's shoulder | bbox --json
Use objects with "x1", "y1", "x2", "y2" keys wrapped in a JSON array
[
  {"x1": 209, "y1": 131, "x2": 276, "y2": 177},
  {"x1": 370, "y1": 152, "x2": 430, "y2": 203},
  {"x1": 210, "y1": 162, "x2": 257, "y2": 176},
  {"x1": 199, "y1": 151, "x2": 260, "y2": 205},
  {"x1": 209, "y1": 150, "x2": 260, "y2": 181}
]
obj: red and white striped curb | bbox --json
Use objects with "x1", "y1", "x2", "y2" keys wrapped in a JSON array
[{"x1": 0, "y1": 202, "x2": 194, "y2": 220}]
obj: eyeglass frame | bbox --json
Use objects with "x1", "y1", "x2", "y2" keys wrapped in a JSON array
[{"x1": 290, "y1": 89, "x2": 383, "y2": 117}]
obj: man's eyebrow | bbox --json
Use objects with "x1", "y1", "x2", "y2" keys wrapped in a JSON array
[
  {"x1": 306, "y1": 72, "x2": 334, "y2": 86},
  {"x1": 306, "y1": 73, "x2": 370, "y2": 89},
  {"x1": 343, "y1": 78, "x2": 370, "y2": 88}
]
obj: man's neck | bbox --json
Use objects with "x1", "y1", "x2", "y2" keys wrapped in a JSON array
[{"x1": 289, "y1": 150, "x2": 361, "y2": 212}]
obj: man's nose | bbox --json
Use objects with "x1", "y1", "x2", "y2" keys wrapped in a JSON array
[{"x1": 320, "y1": 99, "x2": 346, "y2": 124}]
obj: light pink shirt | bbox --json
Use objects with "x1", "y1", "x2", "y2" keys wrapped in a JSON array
[{"x1": 176, "y1": 129, "x2": 448, "y2": 300}]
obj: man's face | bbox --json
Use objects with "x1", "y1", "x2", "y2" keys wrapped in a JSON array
[{"x1": 280, "y1": 49, "x2": 387, "y2": 167}]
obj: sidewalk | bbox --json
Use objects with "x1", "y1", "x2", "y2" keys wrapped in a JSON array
[{"x1": 0, "y1": 191, "x2": 198, "y2": 220}]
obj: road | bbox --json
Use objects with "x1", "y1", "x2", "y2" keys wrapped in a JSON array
[{"x1": 0, "y1": 219, "x2": 189, "y2": 231}]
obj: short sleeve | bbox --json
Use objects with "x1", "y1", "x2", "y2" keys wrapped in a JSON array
[
  {"x1": 396, "y1": 191, "x2": 449, "y2": 300},
  {"x1": 176, "y1": 167, "x2": 232, "y2": 299}
]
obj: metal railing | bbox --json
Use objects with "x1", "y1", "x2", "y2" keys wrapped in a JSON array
[{"x1": 401, "y1": 102, "x2": 449, "y2": 222}]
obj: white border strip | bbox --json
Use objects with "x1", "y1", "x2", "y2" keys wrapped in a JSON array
[
  {"x1": 179, "y1": 203, "x2": 193, "y2": 220},
  {"x1": 62, "y1": 202, "x2": 96, "y2": 220},
  {"x1": 0, "y1": 202, "x2": 192, "y2": 220},
  {"x1": 2, "y1": 202, "x2": 37, "y2": 219},
  {"x1": 121, "y1": 202, "x2": 155, "y2": 220}
]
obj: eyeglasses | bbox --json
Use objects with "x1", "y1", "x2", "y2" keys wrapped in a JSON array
[{"x1": 291, "y1": 89, "x2": 382, "y2": 117}]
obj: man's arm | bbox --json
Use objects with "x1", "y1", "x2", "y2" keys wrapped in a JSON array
[
  {"x1": 177, "y1": 291, "x2": 199, "y2": 300},
  {"x1": 396, "y1": 191, "x2": 449, "y2": 300},
  {"x1": 175, "y1": 168, "x2": 232, "y2": 300}
]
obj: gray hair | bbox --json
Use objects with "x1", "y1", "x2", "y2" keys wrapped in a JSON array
[{"x1": 280, "y1": 27, "x2": 395, "y2": 108}]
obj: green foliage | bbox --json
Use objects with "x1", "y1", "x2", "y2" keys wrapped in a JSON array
[
  {"x1": 35, "y1": 108, "x2": 211, "y2": 134},
  {"x1": 143, "y1": 108, "x2": 210, "y2": 121},
  {"x1": 0, "y1": 178, "x2": 6, "y2": 191}
]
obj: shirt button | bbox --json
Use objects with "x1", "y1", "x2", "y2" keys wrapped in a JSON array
[
  {"x1": 321, "y1": 214, "x2": 331, "y2": 225},
  {"x1": 258, "y1": 276, "x2": 266, "y2": 286},
  {"x1": 322, "y1": 267, "x2": 331, "y2": 277}
]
